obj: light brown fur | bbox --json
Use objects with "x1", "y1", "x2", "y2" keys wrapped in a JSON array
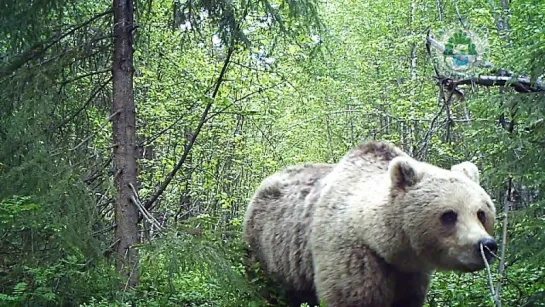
[
  {"x1": 243, "y1": 141, "x2": 497, "y2": 307},
  {"x1": 451, "y1": 161, "x2": 480, "y2": 184},
  {"x1": 243, "y1": 163, "x2": 333, "y2": 306}
]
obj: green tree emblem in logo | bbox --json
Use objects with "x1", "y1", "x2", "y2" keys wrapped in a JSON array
[{"x1": 442, "y1": 30, "x2": 478, "y2": 70}]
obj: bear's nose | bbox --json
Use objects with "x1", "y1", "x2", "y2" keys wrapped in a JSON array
[
  {"x1": 481, "y1": 238, "x2": 498, "y2": 254},
  {"x1": 476, "y1": 238, "x2": 498, "y2": 258}
]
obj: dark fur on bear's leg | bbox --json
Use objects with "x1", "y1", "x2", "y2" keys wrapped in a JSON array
[
  {"x1": 285, "y1": 288, "x2": 319, "y2": 307},
  {"x1": 392, "y1": 271, "x2": 430, "y2": 307},
  {"x1": 243, "y1": 246, "x2": 277, "y2": 305},
  {"x1": 244, "y1": 245, "x2": 318, "y2": 306}
]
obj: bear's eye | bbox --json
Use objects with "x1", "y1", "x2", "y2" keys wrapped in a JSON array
[
  {"x1": 477, "y1": 210, "x2": 486, "y2": 224},
  {"x1": 441, "y1": 210, "x2": 458, "y2": 226}
]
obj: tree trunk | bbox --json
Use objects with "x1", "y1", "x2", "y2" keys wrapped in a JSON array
[{"x1": 112, "y1": 0, "x2": 139, "y2": 289}]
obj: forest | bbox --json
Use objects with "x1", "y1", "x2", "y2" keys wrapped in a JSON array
[{"x1": 0, "y1": 0, "x2": 544, "y2": 306}]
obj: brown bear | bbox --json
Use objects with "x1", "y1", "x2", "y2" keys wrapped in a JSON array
[{"x1": 243, "y1": 141, "x2": 497, "y2": 307}]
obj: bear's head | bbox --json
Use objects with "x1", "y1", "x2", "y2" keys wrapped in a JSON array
[{"x1": 388, "y1": 156, "x2": 497, "y2": 273}]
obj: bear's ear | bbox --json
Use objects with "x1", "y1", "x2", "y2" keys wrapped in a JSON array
[
  {"x1": 451, "y1": 161, "x2": 480, "y2": 184},
  {"x1": 388, "y1": 156, "x2": 422, "y2": 190}
]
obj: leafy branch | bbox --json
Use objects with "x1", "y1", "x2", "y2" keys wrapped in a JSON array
[
  {"x1": 0, "y1": 9, "x2": 113, "y2": 80},
  {"x1": 143, "y1": 45, "x2": 235, "y2": 211}
]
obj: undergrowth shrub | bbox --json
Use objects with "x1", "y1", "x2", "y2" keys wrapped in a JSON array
[
  {"x1": 83, "y1": 214, "x2": 267, "y2": 306},
  {"x1": 0, "y1": 196, "x2": 119, "y2": 306}
]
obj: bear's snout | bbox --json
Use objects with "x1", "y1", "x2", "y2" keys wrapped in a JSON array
[{"x1": 474, "y1": 238, "x2": 498, "y2": 261}]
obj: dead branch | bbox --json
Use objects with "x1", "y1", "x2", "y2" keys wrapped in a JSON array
[
  {"x1": 234, "y1": 81, "x2": 285, "y2": 103},
  {"x1": 93, "y1": 224, "x2": 117, "y2": 236},
  {"x1": 138, "y1": 115, "x2": 184, "y2": 148},
  {"x1": 129, "y1": 183, "x2": 163, "y2": 230},
  {"x1": 60, "y1": 68, "x2": 111, "y2": 86},
  {"x1": 496, "y1": 176, "x2": 512, "y2": 302},
  {"x1": 481, "y1": 244, "x2": 502, "y2": 307},
  {"x1": 109, "y1": 239, "x2": 121, "y2": 250},
  {"x1": 84, "y1": 156, "x2": 113, "y2": 184},
  {"x1": 435, "y1": 0, "x2": 443, "y2": 22},
  {"x1": 450, "y1": 75, "x2": 544, "y2": 93},
  {"x1": 415, "y1": 99, "x2": 448, "y2": 159}
]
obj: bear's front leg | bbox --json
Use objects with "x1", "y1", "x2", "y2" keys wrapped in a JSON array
[
  {"x1": 313, "y1": 244, "x2": 396, "y2": 307},
  {"x1": 391, "y1": 271, "x2": 431, "y2": 307}
]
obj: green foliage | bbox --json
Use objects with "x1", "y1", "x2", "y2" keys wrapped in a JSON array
[
  {"x1": 135, "y1": 223, "x2": 258, "y2": 305},
  {"x1": 501, "y1": 0, "x2": 545, "y2": 80},
  {"x1": 428, "y1": 263, "x2": 545, "y2": 307},
  {"x1": 79, "y1": 216, "x2": 267, "y2": 306},
  {"x1": 0, "y1": 195, "x2": 118, "y2": 306},
  {"x1": 1, "y1": 0, "x2": 544, "y2": 305}
]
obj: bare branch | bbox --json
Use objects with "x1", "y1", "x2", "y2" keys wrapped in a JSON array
[
  {"x1": 60, "y1": 68, "x2": 111, "y2": 86},
  {"x1": 452, "y1": 75, "x2": 545, "y2": 92},
  {"x1": 415, "y1": 100, "x2": 448, "y2": 159},
  {"x1": 495, "y1": 176, "x2": 512, "y2": 302},
  {"x1": 453, "y1": 0, "x2": 467, "y2": 28},
  {"x1": 93, "y1": 224, "x2": 117, "y2": 236},
  {"x1": 129, "y1": 183, "x2": 163, "y2": 230},
  {"x1": 481, "y1": 244, "x2": 502, "y2": 307},
  {"x1": 435, "y1": 0, "x2": 443, "y2": 21},
  {"x1": 234, "y1": 81, "x2": 285, "y2": 103},
  {"x1": 138, "y1": 115, "x2": 184, "y2": 148}
]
